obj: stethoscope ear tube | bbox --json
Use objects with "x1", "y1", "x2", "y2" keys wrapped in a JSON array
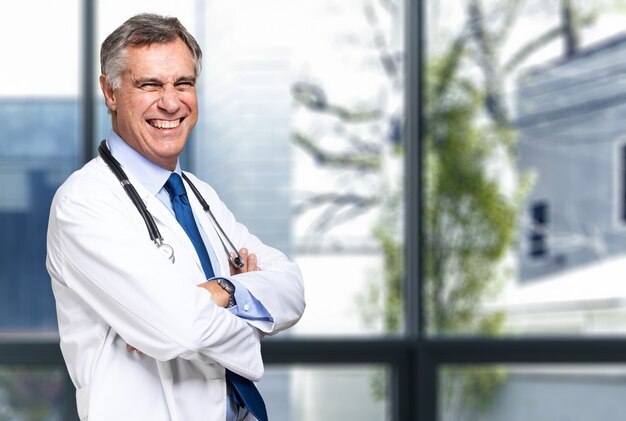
[
  {"x1": 181, "y1": 173, "x2": 245, "y2": 269},
  {"x1": 98, "y1": 140, "x2": 174, "y2": 263}
]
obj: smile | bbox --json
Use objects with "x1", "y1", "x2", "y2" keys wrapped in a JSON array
[{"x1": 148, "y1": 118, "x2": 183, "y2": 129}]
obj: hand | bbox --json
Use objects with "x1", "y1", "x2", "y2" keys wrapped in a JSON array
[
  {"x1": 198, "y1": 248, "x2": 260, "y2": 307},
  {"x1": 198, "y1": 281, "x2": 231, "y2": 308},
  {"x1": 126, "y1": 344, "x2": 144, "y2": 355},
  {"x1": 229, "y1": 248, "x2": 260, "y2": 275}
]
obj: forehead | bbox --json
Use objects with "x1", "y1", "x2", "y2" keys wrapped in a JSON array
[{"x1": 124, "y1": 38, "x2": 195, "y2": 78}]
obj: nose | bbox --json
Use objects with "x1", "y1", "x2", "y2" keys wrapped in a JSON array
[{"x1": 158, "y1": 83, "x2": 181, "y2": 114}]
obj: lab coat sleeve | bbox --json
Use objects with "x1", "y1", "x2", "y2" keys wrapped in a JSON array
[
  {"x1": 47, "y1": 173, "x2": 263, "y2": 380},
  {"x1": 188, "y1": 173, "x2": 306, "y2": 335}
]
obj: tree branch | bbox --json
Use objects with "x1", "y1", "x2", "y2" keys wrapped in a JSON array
[
  {"x1": 293, "y1": 192, "x2": 379, "y2": 215},
  {"x1": 292, "y1": 82, "x2": 382, "y2": 122},
  {"x1": 468, "y1": 0, "x2": 511, "y2": 126},
  {"x1": 493, "y1": 0, "x2": 524, "y2": 42},
  {"x1": 363, "y1": 0, "x2": 401, "y2": 80},
  {"x1": 292, "y1": 131, "x2": 381, "y2": 171},
  {"x1": 503, "y1": 13, "x2": 596, "y2": 73}
]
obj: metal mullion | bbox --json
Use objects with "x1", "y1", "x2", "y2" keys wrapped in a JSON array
[
  {"x1": 262, "y1": 337, "x2": 413, "y2": 365},
  {"x1": 406, "y1": 0, "x2": 427, "y2": 419},
  {"x1": 405, "y1": 0, "x2": 424, "y2": 345},
  {"x1": 81, "y1": 0, "x2": 96, "y2": 164},
  {"x1": 423, "y1": 337, "x2": 626, "y2": 365},
  {"x1": 393, "y1": 342, "x2": 416, "y2": 421},
  {"x1": 0, "y1": 341, "x2": 63, "y2": 365},
  {"x1": 417, "y1": 339, "x2": 437, "y2": 421}
]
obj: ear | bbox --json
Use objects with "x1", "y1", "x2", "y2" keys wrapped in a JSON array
[{"x1": 99, "y1": 75, "x2": 117, "y2": 112}]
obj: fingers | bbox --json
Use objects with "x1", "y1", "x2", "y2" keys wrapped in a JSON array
[
  {"x1": 198, "y1": 281, "x2": 230, "y2": 308},
  {"x1": 229, "y1": 248, "x2": 260, "y2": 274},
  {"x1": 127, "y1": 344, "x2": 144, "y2": 355},
  {"x1": 248, "y1": 253, "x2": 258, "y2": 271},
  {"x1": 239, "y1": 248, "x2": 249, "y2": 272}
]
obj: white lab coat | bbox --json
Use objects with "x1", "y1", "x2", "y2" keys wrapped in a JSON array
[{"x1": 46, "y1": 157, "x2": 305, "y2": 421}]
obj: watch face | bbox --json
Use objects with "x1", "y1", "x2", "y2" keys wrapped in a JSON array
[
  {"x1": 217, "y1": 278, "x2": 235, "y2": 294},
  {"x1": 215, "y1": 278, "x2": 236, "y2": 308}
]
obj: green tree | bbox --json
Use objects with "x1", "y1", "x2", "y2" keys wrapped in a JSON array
[{"x1": 425, "y1": 52, "x2": 519, "y2": 419}]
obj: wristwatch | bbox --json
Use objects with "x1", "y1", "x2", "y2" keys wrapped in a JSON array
[{"x1": 212, "y1": 278, "x2": 236, "y2": 308}]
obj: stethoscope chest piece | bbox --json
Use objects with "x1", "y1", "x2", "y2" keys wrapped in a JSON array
[{"x1": 157, "y1": 241, "x2": 175, "y2": 264}]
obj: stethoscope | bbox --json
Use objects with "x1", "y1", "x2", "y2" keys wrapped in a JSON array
[{"x1": 98, "y1": 140, "x2": 244, "y2": 269}]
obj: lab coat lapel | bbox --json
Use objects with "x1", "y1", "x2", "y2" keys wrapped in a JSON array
[{"x1": 139, "y1": 186, "x2": 206, "y2": 278}]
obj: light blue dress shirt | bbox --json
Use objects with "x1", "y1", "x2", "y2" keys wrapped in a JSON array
[{"x1": 107, "y1": 131, "x2": 271, "y2": 420}]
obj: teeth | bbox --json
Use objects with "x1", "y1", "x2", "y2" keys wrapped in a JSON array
[{"x1": 149, "y1": 119, "x2": 180, "y2": 129}]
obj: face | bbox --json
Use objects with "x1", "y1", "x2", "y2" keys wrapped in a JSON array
[{"x1": 100, "y1": 38, "x2": 198, "y2": 170}]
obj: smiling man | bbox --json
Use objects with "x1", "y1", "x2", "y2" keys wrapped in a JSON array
[
  {"x1": 99, "y1": 35, "x2": 198, "y2": 171},
  {"x1": 46, "y1": 14, "x2": 305, "y2": 421}
]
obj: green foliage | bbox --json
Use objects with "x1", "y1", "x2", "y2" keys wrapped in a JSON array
[
  {"x1": 440, "y1": 365, "x2": 508, "y2": 421},
  {"x1": 374, "y1": 216, "x2": 404, "y2": 333},
  {"x1": 424, "y1": 76, "x2": 516, "y2": 336}
]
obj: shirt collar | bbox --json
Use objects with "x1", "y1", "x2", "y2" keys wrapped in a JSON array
[{"x1": 106, "y1": 130, "x2": 181, "y2": 195}]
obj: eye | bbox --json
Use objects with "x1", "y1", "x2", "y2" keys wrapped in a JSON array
[
  {"x1": 175, "y1": 81, "x2": 195, "y2": 91},
  {"x1": 139, "y1": 83, "x2": 161, "y2": 92}
]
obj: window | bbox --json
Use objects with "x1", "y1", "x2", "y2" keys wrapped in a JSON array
[
  {"x1": 6, "y1": 1, "x2": 626, "y2": 420},
  {"x1": 0, "y1": 1, "x2": 80, "y2": 331},
  {"x1": 0, "y1": 1, "x2": 81, "y2": 416},
  {"x1": 423, "y1": 0, "x2": 626, "y2": 418}
]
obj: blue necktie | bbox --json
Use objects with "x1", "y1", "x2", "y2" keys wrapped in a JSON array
[{"x1": 164, "y1": 173, "x2": 268, "y2": 421}]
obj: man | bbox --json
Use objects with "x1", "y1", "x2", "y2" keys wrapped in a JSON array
[{"x1": 46, "y1": 13, "x2": 305, "y2": 421}]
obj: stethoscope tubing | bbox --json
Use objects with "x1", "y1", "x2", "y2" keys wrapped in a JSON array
[
  {"x1": 181, "y1": 172, "x2": 244, "y2": 268},
  {"x1": 98, "y1": 140, "x2": 244, "y2": 268}
]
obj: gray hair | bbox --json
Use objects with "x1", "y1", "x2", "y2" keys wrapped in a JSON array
[{"x1": 100, "y1": 13, "x2": 202, "y2": 90}]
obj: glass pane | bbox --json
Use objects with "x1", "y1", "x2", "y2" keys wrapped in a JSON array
[
  {"x1": 0, "y1": 366, "x2": 65, "y2": 420},
  {"x1": 0, "y1": 1, "x2": 80, "y2": 330},
  {"x1": 192, "y1": 0, "x2": 405, "y2": 336},
  {"x1": 440, "y1": 364, "x2": 626, "y2": 421},
  {"x1": 426, "y1": 0, "x2": 626, "y2": 335},
  {"x1": 262, "y1": 365, "x2": 390, "y2": 421}
]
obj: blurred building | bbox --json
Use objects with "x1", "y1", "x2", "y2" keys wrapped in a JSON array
[
  {"x1": 503, "y1": 32, "x2": 626, "y2": 335},
  {"x1": 475, "y1": 31, "x2": 626, "y2": 421},
  {"x1": 0, "y1": 99, "x2": 78, "y2": 329},
  {"x1": 516, "y1": 32, "x2": 626, "y2": 283}
]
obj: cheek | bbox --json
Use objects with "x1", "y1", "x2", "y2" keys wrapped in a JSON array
[
  {"x1": 183, "y1": 92, "x2": 199, "y2": 111},
  {"x1": 120, "y1": 94, "x2": 153, "y2": 119}
]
